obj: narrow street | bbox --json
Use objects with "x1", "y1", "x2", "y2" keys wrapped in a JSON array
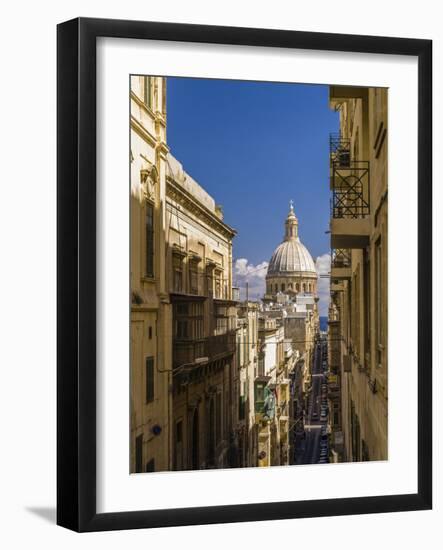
[{"x1": 294, "y1": 337, "x2": 329, "y2": 465}]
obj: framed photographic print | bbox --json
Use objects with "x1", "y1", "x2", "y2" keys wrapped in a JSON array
[{"x1": 57, "y1": 17, "x2": 432, "y2": 531}]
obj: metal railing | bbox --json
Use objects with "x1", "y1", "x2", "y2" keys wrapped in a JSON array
[
  {"x1": 329, "y1": 133, "x2": 351, "y2": 167},
  {"x1": 331, "y1": 160, "x2": 370, "y2": 219},
  {"x1": 331, "y1": 248, "x2": 351, "y2": 268}
]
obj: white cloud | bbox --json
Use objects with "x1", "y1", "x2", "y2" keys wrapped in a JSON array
[
  {"x1": 315, "y1": 253, "x2": 331, "y2": 317},
  {"x1": 233, "y1": 258, "x2": 268, "y2": 301}
]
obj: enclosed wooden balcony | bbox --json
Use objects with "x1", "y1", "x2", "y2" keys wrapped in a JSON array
[{"x1": 173, "y1": 330, "x2": 236, "y2": 370}]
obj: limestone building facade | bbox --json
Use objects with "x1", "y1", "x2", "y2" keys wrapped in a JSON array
[
  {"x1": 130, "y1": 76, "x2": 239, "y2": 473},
  {"x1": 255, "y1": 317, "x2": 295, "y2": 467},
  {"x1": 166, "y1": 154, "x2": 238, "y2": 471},
  {"x1": 235, "y1": 302, "x2": 259, "y2": 467},
  {"x1": 328, "y1": 85, "x2": 388, "y2": 462},
  {"x1": 130, "y1": 75, "x2": 170, "y2": 473}
]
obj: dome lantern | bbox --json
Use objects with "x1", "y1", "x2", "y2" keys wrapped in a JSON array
[{"x1": 284, "y1": 200, "x2": 298, "y2": 241}]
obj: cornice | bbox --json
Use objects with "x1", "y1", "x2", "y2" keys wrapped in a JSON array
[
  {"x1": 266, "y1": 272, "x2": 318, "y2": 280},
  {"x1": 166, "y1": 176, "x2": 236, "y2": 240}
]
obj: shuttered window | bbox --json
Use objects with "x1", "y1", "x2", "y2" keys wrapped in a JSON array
[
  {"x1": 145, "y1": 202, "x2": 154, "y2": 278},
  {"x1": 143, "y1": 76, "x2": 152, "y2": 108},
  {"x1": 146, "y1": 357, "x2": 154, "y2": 403},
  {"x1": 135, "y1": 434, "x2": 143, "y2": 473}
]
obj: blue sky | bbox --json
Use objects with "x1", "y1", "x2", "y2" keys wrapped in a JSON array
[{"x1": 167, "y1": 77, "x2": 339, "y2": 311}]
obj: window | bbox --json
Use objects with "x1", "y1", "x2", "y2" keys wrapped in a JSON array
[
  {"x1": 143, "y1": 76, "x2": 152, "y2": 108},
  {"x1": 174, "y1": 302, "x2": 203, "y2": 340},
  {"x1": 135, "y1": 434, "x2": 143, "y2": 473},
  {"x1": 255, "y1": 382, "x2": 265, "y2": 413},
  {"x1": 189, "y1": 260, "x2": 199, "y2": 295},
  {"x1": 176, "y1": 319, "x2": 188, "y2": 339},
  {"x1": 237, "y1": 334, "x2": 243, "y2": 367},
  {"x1": 146, "y1": 357, "x2": 154, "y2": 403},
  {"x1": 215, "y1": 305, "x2": 228, "y2": 335},
  {"x1": 176, "y1": 421, "x2": 183, "y2": 444},
  {"x1": 172, "y1": 253, "x2": 184, "y2": 293},
  {"x1": 239, "y1": 382, "x2": 246, "y2": 420},
  {"x1": 175, "y1": 420, "x2": 183, "y2": 470},
  {"x1": 363, "y1": 249, "x2": 371, "y2": 359},
  {"x1": 206, "y1": 266, "x2": 214, "y2": 297},
  {"x1": 375, "y1": 238, "x2": 383, "y2": 364},
  {"x1": 257, "y1": 353, "x2": 265, "y2": 377},
  {"x1": 281, "y1": 283, "x2": 285, "y2": 292},
  {"x1": 352, "y1": 266, "x2": 361, "y2": 356},
  {"x1": 353, "y1": 127, "x2": 359, "y2": 160},
  {"x1": 161, "y1": 77, "x2": 166, "y2": 115},
  {"x1": 145, "y1": 202, "x2": 154, "y2": 278},
  {"x1": 214, "y1": 269, "x2": 223, "y2": 299}
]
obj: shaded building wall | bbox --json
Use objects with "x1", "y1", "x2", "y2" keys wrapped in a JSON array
[
  {"x1": 329, "y1": 86, "x2": 388, "y2": 462},
  {"x1": 166, "y1": 155, "x2": 237, "y2": 471},
  {"x1": 130, "y1": 76, "x2": 171, "y2": 473}
]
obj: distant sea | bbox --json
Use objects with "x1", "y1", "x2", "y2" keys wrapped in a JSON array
[{"x1": 320, "y1": 316, "x2": 328, "y2": 332}]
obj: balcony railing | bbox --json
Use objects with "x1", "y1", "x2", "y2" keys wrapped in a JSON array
[
  {"x1": 331, "y1": 160, "x2": 370, "y2": 219},
  {"x1": 173, "y1": 330, "x2": 236, "y2": 369},
  {"x1": 331, "y1": 248, "x2": 351, "y2": 268},
  {"x1": 329, "y1": 133, "x2": 351, "y2": 167}
]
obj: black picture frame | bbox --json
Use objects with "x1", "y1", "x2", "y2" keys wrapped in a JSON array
[{"x1": 57, "y1": 17, "x2": 432, "y2": 532}]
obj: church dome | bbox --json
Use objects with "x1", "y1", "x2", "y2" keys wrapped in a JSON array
[
  {"x1": 268, "y1": 240, "x2": 316, "y2": 275},
  {"x1": 267, "y1": 202, "x2": 317, "y2": 277}
]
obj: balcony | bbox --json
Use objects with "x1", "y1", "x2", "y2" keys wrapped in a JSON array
[
  {"x1": 329, "y1": 133, "x2": 350, "y2": 171},
  {"x1": 330, "y1": 157, "x2": 371, "y2": 249},
  {"x1": 255, "y1": 386, "x2": 275, "y2": 421},
  {"x1": 330, "y1": 248, "x2": 352, "y2": 280},
  {"x1": 173, "y1": 330, "x2": 236, "y2": 370}
]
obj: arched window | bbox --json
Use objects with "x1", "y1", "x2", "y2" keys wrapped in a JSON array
[
  {"x1": 289, "y1": 283, "x2": 293, "y2": 289},
  {"x1": 308, "y1": 283, "x2": 311, "y2": 293},
  {"x1": 281, "y1": 283, "x2": 285, "y2": 292},
  {"x1": 296, "y1": 283, "x2": 299, "y2": 292},
  {"x1": 275, "y1": 284, "x2": 278, "y2": 293},
  {"x1": 302, "y1": 283, "x2": 306, "y2": 292}
]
